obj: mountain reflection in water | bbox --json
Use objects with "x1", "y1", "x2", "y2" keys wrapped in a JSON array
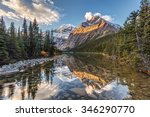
[{"x1": 0, "y1": 54, "x2": 150, "y2": 100}]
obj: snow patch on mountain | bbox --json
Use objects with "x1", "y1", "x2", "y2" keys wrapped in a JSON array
[{"x1": 53, "y1": 24, "x2": 75, "y2": 50}]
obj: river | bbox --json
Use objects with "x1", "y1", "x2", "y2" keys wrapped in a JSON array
[{"x1": 0, "y1": 54, "x2": 150, "y2": 100}]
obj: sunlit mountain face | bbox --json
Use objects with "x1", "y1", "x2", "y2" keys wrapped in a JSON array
[
  {"x1": 51, "y1": 15, "x2": 120, "y2": 51},
  {"x1": 64, "y1": 15, "x2": 120, "y2": 50},
  {"x1": 73, "y1": 15, "x2": 119, "y2": 34}
]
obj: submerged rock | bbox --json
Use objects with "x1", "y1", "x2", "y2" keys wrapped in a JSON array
[{"x1": 70, "y1": 88, "x2": 86, "y2": 96}]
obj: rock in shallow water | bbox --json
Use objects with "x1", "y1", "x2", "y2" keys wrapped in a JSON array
[{"x1": 70, "y1": 88, "x2": 86, "y2": 96}]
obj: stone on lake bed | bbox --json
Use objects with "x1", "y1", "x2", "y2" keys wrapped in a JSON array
[
  {"x1": 63, "y1": 93, "x2": 70, "y2": 97},
  {"x1": 67, "y1": 97, "x2": 72, "y2": 100},
  {"x1": 70, "y1": 88, "x2": 86, "y2": 96},
  {"x1": 88, "y1": 94, "x2": 97, "y2": 99}
]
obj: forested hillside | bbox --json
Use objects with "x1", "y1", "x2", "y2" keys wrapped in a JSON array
[
  {"x1": 0, "y1": 18, "x2": 56, "y2": 65},
  {"x1": 73, "y1": 0, "x2": 150, "y2": 67}
]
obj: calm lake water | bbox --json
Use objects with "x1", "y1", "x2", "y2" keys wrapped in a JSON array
[{"x1": 0, "y1": 54, "x2": 150, "y2": 100}]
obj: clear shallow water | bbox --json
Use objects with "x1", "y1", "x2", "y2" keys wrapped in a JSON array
[{"x1": 0, "y1": 54, "x2": 150, "y2": 100}]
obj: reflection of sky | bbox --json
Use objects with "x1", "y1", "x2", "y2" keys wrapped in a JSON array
[
  {"x1": 1, "y1": 64, "x2": 81, "y2": 100},
  {"x1": 0, "y1": 56, "x2": 130, "y2": 100},
  {"x1": 1, "y1": 67, "x2": 130, "y2": 100},
  {"x1": 95, "y1": 80, "x2": 130, "y2": 100},
  {"x1": 54, "y1": 66, "x2": 77, "y2": 82},
  {"x1": 2, "y1": 81, "x2": 59, "y2": 100}
]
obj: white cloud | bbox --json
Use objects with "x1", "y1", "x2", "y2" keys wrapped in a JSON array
[
  {"x1": 85, "y1": 12, "x2": 93, "y2": 21},
  {"x1": 0, "y1": 0, "x2": 60, "y2": 25},
  {"x1": 94, "y1": 13, "x2": 102, "y2": 17},
  {"x1": 101, "y1": 15, "x2": 113, "y2": 22},
  {"x1": 85, "y1": 12, "x2": 114, "y2": 22},
  {"x1": 0, "y1": 9, "x2": 20, "y2": 21}
]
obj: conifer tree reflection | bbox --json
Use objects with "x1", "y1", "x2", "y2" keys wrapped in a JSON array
[
  {"x1": 0, "y1": 85, "x2": 3, "y2": 99},
  {"x1": 43, "y1": 60, "x2": 55, "y2": 85},
  {"x1": 27, "y1": 67, "x2": 41, "y2": 100}
]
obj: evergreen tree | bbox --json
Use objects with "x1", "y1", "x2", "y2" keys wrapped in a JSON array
[
  {"x1": 0, "y1": 17, "x2": 9, "y2": 65},
  {"x1": 28, "y1": 21, "x2": 34, "y2": 58},
  {"x1": 33, "y1": 18, "x2": 39, "y2": 57},
  {"x1": 50, "y1": 30, "x2": 55, "y2": 55},
  {"x1": 0, "y1": 16, "x2": 57, "y2": 65},
  {"x1": 121, "y1": 11, "x2": 139, "y2": 58},
  {"x1": 142, "y1": 0, "x2": 150, "y2": 56},
  {"x1": 143, "y1": 14, "x2": 150, "y2": 55},
  {"x1": 17, "y1": 27, "x2": 26, "y2": 59},
  {"x1": 38, "y1": 29, "x2": 43, "y2": 55},
  {"x1": 22, "y1": 18, "x2": 28, "y2": 58},
  {"x1": 44, "y1": 30, "x2": 51, "y2": 55},
  {"x1": 8, "y1": 22, "x2": 21, "y2": 60},
  {"x1": 138, "y1": 0, "x2": 150, "y2": 63}
]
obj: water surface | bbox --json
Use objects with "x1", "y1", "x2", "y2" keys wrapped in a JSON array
[{"x1": 0, "y1": 54, "x2": 149, "y2": 100}]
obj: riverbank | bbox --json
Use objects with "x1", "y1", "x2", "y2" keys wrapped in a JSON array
[{"x1": 0, "y1": 56, "x2": 58, "y2": 76}]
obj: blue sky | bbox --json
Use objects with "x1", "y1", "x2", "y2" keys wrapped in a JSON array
[{"x1": 0, "y1": 0, "x2": 141, "y2": 30}]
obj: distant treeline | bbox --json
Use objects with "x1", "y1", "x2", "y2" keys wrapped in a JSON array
[
  {"x1": 0, "y1": 18, "x2": 57, "y2": 65},
  {"x1": 73, "y1": 0, "x2": 150, "y2": 65}
]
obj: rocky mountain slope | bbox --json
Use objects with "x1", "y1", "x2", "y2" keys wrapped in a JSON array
[
  {"x1": 64, "y1": 15, "x2": 120, "y2": 50},
  {"x1": 53, "y1": 24, "x2": 75, "y2": 50}
]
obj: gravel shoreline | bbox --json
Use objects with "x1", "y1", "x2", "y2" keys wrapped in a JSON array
[{"x1": 0, "y1": 57, "x2": 56, "y2": 76}]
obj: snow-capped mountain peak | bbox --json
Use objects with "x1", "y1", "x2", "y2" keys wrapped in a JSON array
[
  {"x1": 53, "y1": 24, "x2": 76, "y2": 50},
  {"x1": 55, "y1": 24, "x2": 75, "y2": 33},
  {"x1": 64, "y1": 15, "x2": 120, "y2": 50}
]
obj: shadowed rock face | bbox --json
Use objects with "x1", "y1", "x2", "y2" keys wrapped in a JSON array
[{"x1": 65, "y1": 16, "x2": 120, "y2": 50}]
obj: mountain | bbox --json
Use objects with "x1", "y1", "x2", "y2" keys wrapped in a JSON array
[
  {"x1": 53, "y1": 24, "x2": 75, "y2": 50},
  {"x1": 64, "y1": 15, "x2": 120, "y2": 50}
]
